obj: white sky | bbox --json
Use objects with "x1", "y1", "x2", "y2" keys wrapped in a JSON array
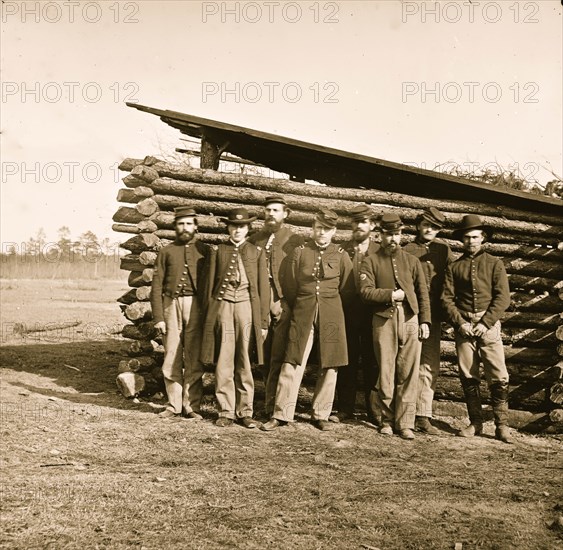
[{"x1": 1, "y1": 0, "x2": 562, "y2": 247}]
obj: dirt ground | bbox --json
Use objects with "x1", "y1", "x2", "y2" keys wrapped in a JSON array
[{"x1": 1, "y1": 280, "x2": 562, "y2": 549}]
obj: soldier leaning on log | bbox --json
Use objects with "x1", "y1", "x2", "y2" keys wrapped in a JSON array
[
  {"x1": 200, "y1": 208, "x2": 270, "y2": 429},
  {"x1": 261, "y1": 209, "x2": 355, "y2": 431},
  {"x1": 336, "y1": 204, "x2": 380, "y2": 423},
  {"x1": 403, "y1": 207, "x2": 454, "y2": 435},
  {"x1": 441, "y1": 215, "x2": 513, "y2": 444},
  {"x1": 247, "y1": 195, "x2": 305, "y2": 419},
  {"x1": 150, "y1": 206, "x2": 209, "y2": 420},
  {"x1": 359, "y1": 213, "x2": 432, "y2": 440}
]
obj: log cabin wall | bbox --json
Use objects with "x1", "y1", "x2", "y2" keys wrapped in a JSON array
[{"x1": 113, "y1": 155, "x2": 563, "y2": 432}]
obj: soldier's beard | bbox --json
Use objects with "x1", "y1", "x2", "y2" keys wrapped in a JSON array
[
  {"x1": 353, "y1": 229, "x2": 370, "y2": 243},
  {"x1": 382, "y1": 242, "x2": 399, "y2": 255},
  {"x1": 264, "y1": 218, "x2": 283, "y2": 233},
  {"x1": 177, "y1": 230, "x2": 196, "y2": 242}
]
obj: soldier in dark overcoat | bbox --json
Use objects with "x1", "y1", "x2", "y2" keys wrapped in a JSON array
[{"x1": 261, "y1": 209, "x2": 354, "y2": 431}]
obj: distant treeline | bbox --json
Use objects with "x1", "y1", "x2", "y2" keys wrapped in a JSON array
[{"x1": 1, "y1": 226, "x2": 126, "y2": 280}]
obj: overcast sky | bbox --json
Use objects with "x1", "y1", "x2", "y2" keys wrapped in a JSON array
[{"x1": 2, "y1": 0, "x2": 562, "y2": 247}]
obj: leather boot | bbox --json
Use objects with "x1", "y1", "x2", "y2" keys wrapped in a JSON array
[
  {"x1": 458, "y1": 378, "x2": 483, "y2": 437},
  {"x1": 490, "y1": 381, "x2": 513, "y2": 444}
]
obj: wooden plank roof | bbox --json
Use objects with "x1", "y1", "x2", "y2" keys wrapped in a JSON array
[{"x1": 126, "y1": 102, "x2": 562, "y2": 215}]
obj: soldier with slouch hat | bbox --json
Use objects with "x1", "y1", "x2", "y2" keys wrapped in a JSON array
[{"x1": 441, "y1": 214, "x2": 512, "y2": 443}]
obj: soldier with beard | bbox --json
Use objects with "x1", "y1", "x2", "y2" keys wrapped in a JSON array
[
  {"x1": 336, "y1": 204, "x2": 380, "y2": 422},
  {"x1": 151, "y1": 207, "x2": 209, "y2": 419},
  {"x1": 248, "y1": 196, "x2": 304, "y2": 418},
  {"x1": 359, "y1": 213, "x2": 431, "y2": 439}
]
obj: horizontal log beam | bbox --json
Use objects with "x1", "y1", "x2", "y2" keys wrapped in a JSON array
[{"x1": 118, "y1": 158, "x2": 563, "y2": 226}]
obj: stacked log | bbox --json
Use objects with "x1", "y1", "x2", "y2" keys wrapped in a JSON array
[{"x1": 113, "y1": 155, "x2": 563, "y2": 431}]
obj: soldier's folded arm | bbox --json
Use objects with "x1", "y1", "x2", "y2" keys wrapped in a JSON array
[{"x1": 441, "y1": 263, "x2": 465, "y2": 330}]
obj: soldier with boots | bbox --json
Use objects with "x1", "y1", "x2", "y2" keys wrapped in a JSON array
[
  {"x1": 442, "y1": 215, "x2": 512, "y2": 443},
  {"x1": 404, "y1": 207, "x2": 453, "y2": 435}
]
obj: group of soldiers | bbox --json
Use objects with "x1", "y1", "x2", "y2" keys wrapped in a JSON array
[{"x1": 151, "y1": 196, "x2": 513, "y2": 443}]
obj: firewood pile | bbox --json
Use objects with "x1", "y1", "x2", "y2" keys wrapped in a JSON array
[{"x1": 113, "y1": 155, "x2": 563, "y2": 431}]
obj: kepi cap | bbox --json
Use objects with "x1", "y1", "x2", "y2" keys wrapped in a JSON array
[
  {"x1": 416, "y1": 207, "x2": 446, "y2": 228},
  {"x1": 174, "y1": 206, "x2": 197, "y2": 221},
  {"x1": 263, "y1": 195, "x2": 287, "y2": 206},
  {"x1": 378, "y1": 213, "x2": 404, "y2": 233},
  {"x1": 349, "y1": 204, "x2": 374, "y2": 223},
  {"x1": 314, "y1": 208, "x2": 338, "y2": 229}
]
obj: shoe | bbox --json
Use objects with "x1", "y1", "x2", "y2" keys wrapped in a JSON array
[
  {"x1": 398, "y1": 429, "x2": 415, "y2": 440},
  {"x1": 182, "y1": 411, "x2": 203, "y2": 420},
  {"x1": 158, "y1": 409, "x2": 180, "y2": 419},
  {"x1": 495, "y1": 425, "x2": 513, "y2": 444},
  {"x1": 215, "y1": 417, "x2": 234, "y2": 427},
  {"x1": 379, "y1": 424, "x2": 393, "y2": 435},
  {"x1": 239, "y1": 417, "x2": 257, "y2": 429},
  {"x1": 336, "y1": 411, "x2": 354, "y2": 422},
  {"x1": 314, "y1": 420, "x2": 332, "y2": 431},
  {"x1": 457, "y1": 423, "x2": 483, "y2": 438},
  {"x1": 328, "y1": 414, "x2": 340, "y2": 423},
  {"x1": 415, "y1": 416, "x2": 439, "y2": 435},
  {"x1": 260, "y1": 418, "x2": 286, "y2": 431}
]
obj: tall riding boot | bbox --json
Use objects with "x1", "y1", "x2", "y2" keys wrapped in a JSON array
[
  {"x1": 458, "y1": 378, "x2": 483, "y2": 437},
  {"x1": 490, "y1": 381, "x2": 513, "y2": 444}
]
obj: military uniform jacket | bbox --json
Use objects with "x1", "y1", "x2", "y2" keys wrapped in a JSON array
[
  {"x1": 248, "y1": 226, "x2": 305, "y2": 299},
  {"x1": 150, "y1": 239, "x2": 209, "y2": 324},
  {"x1": 282, "y1": 241, "x2": 354, "y2": 368},
  {"x1": 359, "y1": 248, "x2": 431, "y2": 325},
  {"x1": 403, "y1": 238, "x2": 453, "y2": 322},
  {"x1": 441, "y1": 249, "x2": 510, "y2": 329},
  {"x1": 200, "y1": 240, "x2": 270, "y2": 366},
  {"x1": 342, "y1": 239, "x2": 380, "y2": 312}
]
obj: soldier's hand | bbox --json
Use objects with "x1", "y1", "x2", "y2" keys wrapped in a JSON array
[
  {"x1": 392, "y1": 289, "x2": 405, "y2": 302},
  {"x1": 261, "y1": 328, "x2": 268, "y2": 341},
  {"x1": 270, "y1": 300, "x2": 283, "y2": 323},
  {"x1": 154, "y1": 321, "x2": 167, "y2": 335},
  {"x1": 459, "y1": 323, "x2": 473, "y2": 338},
  {"x1": 472, "y1": 323, "x2": 488, "y2": 338},
  {"x1": 419, "y1": 323, "x2": 430, "y2": 341}
]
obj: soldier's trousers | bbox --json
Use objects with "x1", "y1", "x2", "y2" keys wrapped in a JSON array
[
  {"x1": 215, "y1": 299, "x2": 255, "y2": 419},
  {"x1": 416, "y1": 322, "x2": 441, "y2": 418},
  {"x1": 161, "y1": 295, "x2": 204, "y2": 415},
  {"x1": 373, "y1": 307, "x2": 421, "y2": 430},
  {"x1": 272, "y1": 315, "x2": 338, "y2": 422}
]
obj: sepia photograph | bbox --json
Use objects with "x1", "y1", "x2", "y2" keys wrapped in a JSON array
[{"x1": 1, "y1": 1, "x2": 562, "y2": 548}]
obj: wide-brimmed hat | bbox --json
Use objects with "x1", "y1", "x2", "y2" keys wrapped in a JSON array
[
  {"x1": 378, "y1": 213, "x2": 404, "y2": 233},
  {"x1": 174, "y1": 206, "x2": 197, "y2": 221},
  {"x1": 314, "y1": 208, "x2": 338, "y2": 229},
  {"x1": 452, "y1": 214, "x2": 492, "y2": 241},
  {"x1": 416, "y1": 207, "x2": 446, "y2": 228},
  {"x1": 349, "y1": 204, "x2": 374, "y2": 223},
  {"x1": 218, "y1": 207, "x2": 257, "y2": 225}
]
